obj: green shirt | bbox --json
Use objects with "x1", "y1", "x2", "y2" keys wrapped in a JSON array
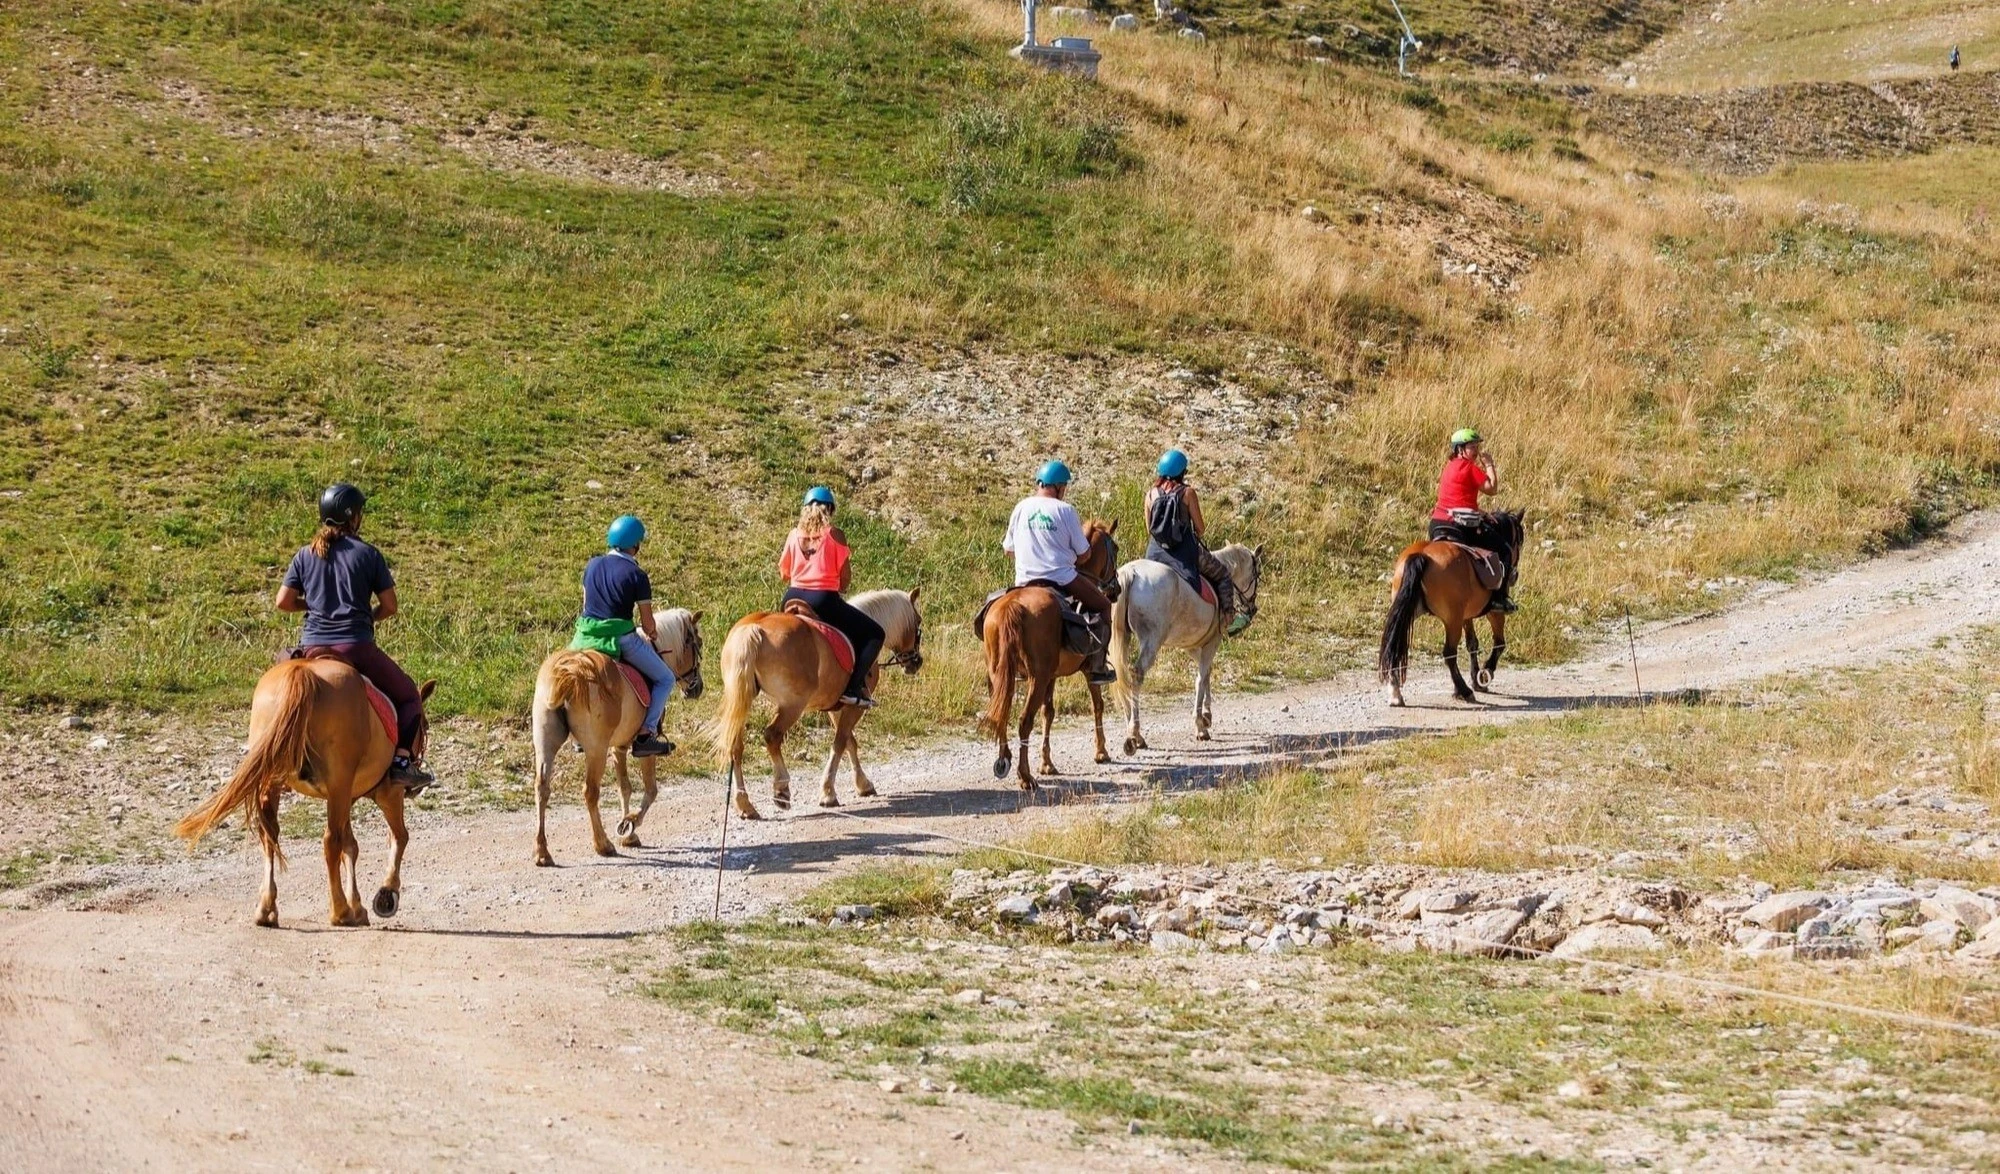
[{"x1": 570, "y1": 615, "x2": 637, "y2": 656}]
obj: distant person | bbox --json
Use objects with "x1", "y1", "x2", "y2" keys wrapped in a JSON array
[
  {"x1": 1004, "y1": 460, "x2": 1117, "y2": 683},
  {"x1": 777, "y1": 487, "x2": 883, "y2": 709},
  {"x1": 1144, "y1": 448, "x2": 1245, "y2": 634},
  {"x1": 277, "y1": 483, "x2": 431, "y2": 786},
  {"x1": 571, "y1": 515, "x2": 676, "y2": 757},
  {"x1": 1429, "y1": 428, "x2": 1516, "y2": 613},
  {"x1": 1951, "y1": 44, "x2": 1961, "y2": 72}
]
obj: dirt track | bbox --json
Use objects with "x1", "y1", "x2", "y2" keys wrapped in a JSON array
[{"x1": 6, "y1": 512, "x2": 2000, "y2": 1171}]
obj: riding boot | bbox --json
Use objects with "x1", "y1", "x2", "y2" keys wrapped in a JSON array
[
  {"x1": 1083, "y1": 636, "x2": 1117, "y2": 686},
  {"x1": 1487, "y1": 587, "x2": 1518, "y2": 614},
  {"x1": 389, "y1": 753, "x2": 434, "y2": 792},
  {"x1": 630, "y1": 731, "x2": 676, "y2": 758}
]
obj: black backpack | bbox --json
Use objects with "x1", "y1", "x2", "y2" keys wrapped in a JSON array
[{"x1": 1148, "y1": 484, "x2": 1192, "y2": 548}]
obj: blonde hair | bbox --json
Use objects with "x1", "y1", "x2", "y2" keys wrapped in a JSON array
[{"x1": 796, "y1": 501, "x2": 833, "y2": 539}]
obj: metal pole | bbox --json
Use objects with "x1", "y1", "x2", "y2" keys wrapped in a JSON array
[
  {"x1": 1388, "y1": 0, "x2": 1422, "y2": 77},
  {"x1": 1624, "y1": 607, "x2": 1643, "y2": 701},
  {"x1": 712, "y1": 766, "x2": 733, "y2": 919}
]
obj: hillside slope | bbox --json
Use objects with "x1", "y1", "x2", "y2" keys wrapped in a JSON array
[{"x1": 3, "y1": 0, "x2": 1998, "y2": 723}]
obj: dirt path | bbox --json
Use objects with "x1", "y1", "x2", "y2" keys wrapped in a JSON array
[{"x1": 6, "y1": 513, "x2": 2000, "y2": 1171}]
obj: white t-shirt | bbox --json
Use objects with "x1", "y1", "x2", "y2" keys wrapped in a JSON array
[{"x1": 1003, "y1": 494, "x2": 1089, "y2": 586}]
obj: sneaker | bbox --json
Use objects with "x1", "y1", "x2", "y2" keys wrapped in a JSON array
[
  {"x1": 630, "y1": 733, "x2": 676, "y2": 758},
  {"x1": 389, "y1": 756, "x2": 434, "y2": 793},
  {"x1": 839, "y1": 693, "x2": 877, "y2": 710},
  {"x1": 1225, "y1": 614, "x2": 1252, "y2": 636}
]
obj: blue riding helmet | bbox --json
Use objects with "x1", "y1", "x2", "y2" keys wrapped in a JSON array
[
  {"x1": 1036, "y1": 460, "x2": 1073, "y2": 486},
  {"x1": 606, "y1": 514, "x2": 646, "y2": 550},
  {"x1": 1156, "y1": 449, "x2": 1189, "y2": 478},
  {"x1": 803, "y1": 486, "x2": 837, "y2": 510}
]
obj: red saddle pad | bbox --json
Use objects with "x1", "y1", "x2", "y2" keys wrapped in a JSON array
[
  {"x1": 798, "y1": 616, "x2": 856, "y2": 674},
  {"x1": 362, "y1": 679, "x2": 396, "y2": 743},
  {"x1": 618, "y1": 661, "x2": 651, "y2": 709}
]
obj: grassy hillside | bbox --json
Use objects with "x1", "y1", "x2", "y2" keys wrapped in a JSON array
[
  {"x1": 4, "y1": 0, "x2": 1999, "y2": 731},
  {"x1": 1633, "y1": 0, "x2": 2000, "y2": 92}
]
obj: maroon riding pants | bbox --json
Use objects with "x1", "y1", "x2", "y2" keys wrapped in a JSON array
[{"x1": 302, "y1": 641, "x2": 421, "y2": 752}]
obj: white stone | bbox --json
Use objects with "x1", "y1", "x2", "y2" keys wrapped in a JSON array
[
  {"x1": 1956, "y1": 918, "x2": 2000, "y2": 961},
  {"x1": 1920, "y1": 885, "x2": 1996, "y2": 931},
  {"x1": 952, "y1": 988, "x2": 985, "y2": 1005},
  {"x1": 1422, "y1": 890, "x2": 1477, "y2": 914},
  {"x1": 1094, "y1": 903, "x2": 1135, "y2": 927},
  {"x1": 1151, "y1": 929, "x2": 1198, "y2": 953},
  {"x1": 1109, "y1": 13, "x2": 1138, "y2": 30},
  {"x1": 1048, "y1": 5, "x2": 1097, "y2": 23},
  {"x1": 994, "y1": 894, "x2": 1037, "y2": 921},
  {"x1": 1742, "y1": 891, "x2": 1831, "y2": 932},
  {"x1": 879, "y1": 1078, "x2": 905, "y2": 1093},
  {"x1": 1613, "y1": 902, "x2": 1665, "y2": 929},
  {"x1": 1440, "y1": 909, "x2": 1528, "y2": 956},
  {"x1": 1552, "y1": 922, "x2": 1660, "y2": 958},
  {"x1": 1179, "y1": 27, "x2": 1205, "y2": 42}
]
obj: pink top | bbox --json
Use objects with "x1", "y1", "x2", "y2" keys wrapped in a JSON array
[{"x1": 779, "y1": 528, "x2": 850, "y2": 591}]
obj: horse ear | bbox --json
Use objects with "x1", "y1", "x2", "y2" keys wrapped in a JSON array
[
  {"x1": 418, "y1": 679, "x2": 437, "y2": 702},
  {"x1": 691, "y1": 610, "x2": 703, "y2": 624},
  {"x1": 907, "y1": 585, "x2": 921, "y2": 604},
  {"x1": 1254, "y1": 543, "x2": 1265, "y2": 560},
  {"x1": 1107, "y1": 518, "x2": 1119, "y2": 535}
]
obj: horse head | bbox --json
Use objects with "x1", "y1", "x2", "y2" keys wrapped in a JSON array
[
  {"x1": 857, "y1": 587, "x2": 925, "y2": 674},
  {"x1": 1217, "y1": 542, "x2": 1264, "y2": 622},
  {"x1": 1082, "y1": 518, "x2": 1121, "y2": 602},
  {"x1": 1496, "y1": 510, "x2": 1526, "y2": 566},
  {"x1": 654, "y1": 608, "x2": 705, "y2": 699}
]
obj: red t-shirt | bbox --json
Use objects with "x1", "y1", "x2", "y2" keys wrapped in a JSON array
[
  {"x1": 1432, "y1": 457, "x2": 1489, "y2": 520},
  {"x1": 779, "y1": 529, "x2": 850, "y2": 591}
]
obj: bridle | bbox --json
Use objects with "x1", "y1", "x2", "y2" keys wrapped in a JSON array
[{"x1": 882, "y1": 596, "x2": 924, "y2": 671}]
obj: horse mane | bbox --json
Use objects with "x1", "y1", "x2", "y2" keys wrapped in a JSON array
[
  {"x1": 654, "y1": 607, "x2": 698, "y2": 652},
  {"x1": 852, "y1": 589, "x2": 917, "y2": 647}
]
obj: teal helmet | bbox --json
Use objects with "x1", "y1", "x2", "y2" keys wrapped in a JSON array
[
  {"x1": 1156, "y1": 449, "x2": 1189, "y2": 478},
  {"x1": 606, "y1": 514, "x2": 646, "y2": 550},
  {"x1": 1036, "y1": 460, "x2": 1073, "y2": 487},
  {"x1": 1450, "y1": 427, "x2": 1482, "y2": 446},
  {"x1": 803, "y1": 486, "x2": 836, "y2": 510}
]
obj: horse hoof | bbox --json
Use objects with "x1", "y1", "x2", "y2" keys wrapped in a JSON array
[
  {"x1": 738, "y1": 807, "x2": 763, "y2": 821},
  {"x1": 255, "y1": 911, "x2": 278, "y2": 929},
  {"x1": 1095, "y1": 752, "x2": 1112, "y2": 765},
  {"x1": 773, "y1": 797, "x2": 792, "y2": 813},
  {"x1": 618, "y1": 834, "x2": 643, "y2": 849},
  {"x1": 595, "y1": 844, "x2": 619, "y2": 858},
  {"x1": 820, "y1": 796, "x2": 840, "y2": 808},
  {"x1": 1195, "y1": 731, "x2": 1211, "y2": 742},
  {"x1": 1042, "y1": 764, "x2": 1062, "y2": 777},
  {"x1": 616, "y1": 818, "x2": 636, "y2": 838},
  {"x1": 534, "y1": 852, "x2": 555, "y2": 868},
  {"x1": 372, "y1": 888, "x2": 399, "y2": 919},
  {"x1": 992, "y1": 756, "x2": 1010, "y2": 780},
  {"x1": 1122, "y1": 738, "x2": 1139, "y2": 755},
  {"x1": 1475, "y1": 670, "x2": 1493, "y2": 689},
  {"x1": 855, "y1": 782, "x2": 877, "y2": 798}
]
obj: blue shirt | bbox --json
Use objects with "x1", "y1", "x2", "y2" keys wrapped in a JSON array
[
  {"x1": 284, "y1": 536, "x2": 394, "y2": 646},
  {"x1": 582, "y1": 552, "x2": 652, "y2": 622}
]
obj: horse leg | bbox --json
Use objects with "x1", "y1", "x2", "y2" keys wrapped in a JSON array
[
  {"x1": 1123, "y1": 632, "x2": 1159, "y2": 756},
  {"x1": 532, "y1": 702, "x2": 566, "y2": 867},
  {"x1": 372, "y1": 785, "x2": 408, "y2": 919},
  {"x1": 1037, "y1": 678, "x2": 1061, "y2": 778},
  {"x1": 255, "y1": 785, "x2": 281, "y2": 928},
  {"x1": 1089, "y1": 679, "x2": 1111, "y2": 764},
  {"x1": 1466, "y1": 625, "x2": 1486, "y2": 691},
  {"x1": 1016, "y1": 676, "x2": 1048, "y2": 790},
  {"x1": 583, "y1": 752, "x2": 617, "y2": 857},
  {"x1": 765, "y1": 704, "x2": 804, "y2": 813},
  {"x1": 820, "y1": 708, "x2": 864, "y2": 807},
  {"x1": 1193, "y1": 638, "x2": 1219, "y2": 741},
  {"x1": 847, "y1": 721, "x2": 876, "y2": 798},
  {"x1": 620, "y1": 756, "x2": 657, "y2": 848},
  {"x1": 1483, "y1": 612, "x2": 1507, "y2": 686},
  {"x1": 323, "y1": 793, "x2": 364, "y2": 926},
  {"x1": 341, "y1": 817, "x2": 364, "y2": 923},
  {"x1": 612, "y1": 746, "x2": 635, "y2": 836},
  {"x1": 1442, "y1": 620, "x2": 1476, "y2": 703}
]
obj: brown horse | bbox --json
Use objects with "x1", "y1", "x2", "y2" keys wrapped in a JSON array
[
  {"x1": 980, "y1": 519, "x2": 1121, "y2": 789},
  {"x1": 712, "y1": 589, "x2": 924, "y2": 820},
  {"x1": 529, "y1": 608, "x2": 704, "y2": 866},
  {"x1": 176, "y1": 658, "x2": 436, "y2": 927},
  {"x1": 1379, "y1": 510, "x2": 1525, "y2": 705}
]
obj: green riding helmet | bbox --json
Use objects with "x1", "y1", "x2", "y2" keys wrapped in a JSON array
[{"x1": 1450, "y1": 427, "x2": 1482, "y2": 446}]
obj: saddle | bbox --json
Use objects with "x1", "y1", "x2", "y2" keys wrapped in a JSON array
[
  {"x1": 971, "y1": 581, "x2": 1104, "y2": 656},
  {"x1": 780, "y1": 600, "x2": 857, "y2": 674},
  {"x1": 1448, "y1": 543, "x2": 1508, "y2": 592},
  {"x1": 616, "y1": 661, "x2": 651, "y2": 708},
  {"x1": 286, "y1": 647, "x2": 397, "y2": 743}
]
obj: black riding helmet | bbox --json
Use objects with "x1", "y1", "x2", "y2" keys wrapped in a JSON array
[{"x1": 319, "y1": 482, "x2": 366, "y2": 527}]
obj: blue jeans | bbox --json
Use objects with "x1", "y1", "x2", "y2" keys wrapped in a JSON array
[{"x1": 616, "y1": 630, "x2": 675, "y2": 735}]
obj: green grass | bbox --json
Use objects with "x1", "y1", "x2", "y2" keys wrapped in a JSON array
[
  {"x1": 641, "y1": 919, "x2": 2000, "y2": 1167},
  {"x1": 1634, "y1": 0, "x2": 2000, "y2": 91}
]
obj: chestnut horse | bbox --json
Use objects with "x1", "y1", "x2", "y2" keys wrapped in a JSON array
[
  {"x1": 529, "y1": 608, "x2": 705, "y2": 866},
  {"x1": 980, "y1": 519, "x2": 1121, "y2": 789},
  {"x1": 176, "y1": 658, "x2": 436, "y2": 927},
  {"x1": 1379, "y1": 510, "x2": 1525, "y2": 705},
  {"x1": 712, "y1": 589, "x2": 924, "y2": 820}
]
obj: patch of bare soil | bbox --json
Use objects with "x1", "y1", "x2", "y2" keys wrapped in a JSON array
[
  {"x1": 789, "y1": 343, "x2": 1336, "y2": 534},
  {"x1": 22, "y1": 54, "x2": 740, "y2": 195},
  {"x1": 1580, "y1": 68, "x2": 2000, "y2": 173}
]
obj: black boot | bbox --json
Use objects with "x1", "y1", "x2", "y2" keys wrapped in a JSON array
[
  {"x1": 630, "y1": 731, "x2": 676, "y2": 758},
  {"x1": 389, "y1": 753, "x2": 434, "y2": 793},
  {"x1": 1488, "y1": 588, "x2": 1518, "y2": 615},
  {"x1": 1083, "y1": 626, "x2": 1117, "y2": 686}
]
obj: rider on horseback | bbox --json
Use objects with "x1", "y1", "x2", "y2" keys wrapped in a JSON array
[
  {"x1": 1004, "y1": 460, "x2": 1117, "y2": 685},
  {"x1": 779, "y1": 486, "x2": 884, "y2": 710},
  {"x1": 275, "y1": 483, "x2": 433, "y2": 789},
  {"x1": 570, "y1": 515, "x2": 676, "y2": 758},
  {"x1": 1428, "y1": 428, "x2": 1517, "y2": 614},
  {"x1": 1145, "y1": 449, "x2": 1249, "y2": 636}
]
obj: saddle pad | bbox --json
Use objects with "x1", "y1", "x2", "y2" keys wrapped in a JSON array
[
  {"x1": 618, "y1": 661, "x2": 651, "y2": 709},
  {"x1": 361, "y1": 678, "x2": 396, "y2": 743},
  {"x1": 1448, "y1": 543, "x2": 1507, "y2": 592},
  {"x1": 1198, "y1": 578, "x2": 1216, "y2": 607},
  {"x1": 798, "y1": 615, "x2": 856, "y2": 674}
]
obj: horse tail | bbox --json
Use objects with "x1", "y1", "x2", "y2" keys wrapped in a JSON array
[
  {"x1": 176, "y1": 663, "x2": 319, "y2": 856},
  {"x1": 545, "y1": 649, "x2": 602, "y2": 712},
  {"x1": 1379, "y1": 551, "x2": 1431, "y2": 683},
  {"x1": 710, "y1": 625, "x2": 764, "y2": 771},
  {"x1": 1109, "y1": 570, "x2": 1134, "y2": 708},
  {"x1": 979, "y1": 605, "x2": 1020, "y2": 740}
]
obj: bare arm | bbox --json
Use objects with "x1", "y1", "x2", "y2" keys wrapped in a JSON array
[
  {"x1": 1185, "y1": 486, "x2": 1206, "y2": 538},
  {"x1": 372, "y1": 587, "x2": 399, "y2": 622},
  {"x1": 833, "y1": 527, "x2": 853, "y2": 593},
  {"x1": 636, "y1": 600, "x2": 658, "y2": 641},
  {"x1": 1478, "y1": 456, "x2": 1501, "y2": 497},
  {"x1": 274, "y1": 585, "x2": 306, "y2": 613}
]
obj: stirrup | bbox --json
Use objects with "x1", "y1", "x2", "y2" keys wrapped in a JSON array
[
  {"x1": 1490, "y1": 595, "x2": 1518, "y2": 614},
  {"x1": 839, "y1": 693, "x2": 877, "y2": 710}
]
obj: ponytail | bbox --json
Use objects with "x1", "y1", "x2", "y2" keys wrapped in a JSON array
[{"x1": 309, "y1": 522, "x2": 352, "y2": 560}]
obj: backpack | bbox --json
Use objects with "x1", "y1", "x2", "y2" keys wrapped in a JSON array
[{"x1": 1148, "y1": 484, "x2": 1193, "y2": 548}]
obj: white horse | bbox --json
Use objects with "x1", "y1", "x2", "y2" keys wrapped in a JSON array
[{"x1": 1109, "y1": 543, "x2": 1262, "y2": 754}]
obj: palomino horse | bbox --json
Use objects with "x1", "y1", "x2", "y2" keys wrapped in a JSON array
[
  {"x1": 176, "y1": 658, "x2": 436, "y2": 927},
  {"x1": 1110, "y1": 542, "x2": 1263, "y2": 754},
  {"x1": 979, "y1": 519, "x2": 1121, "y2": 789},
  {"x1": 1379, "y1": 510, "x2": 1525, "y2": 705},
  {"x1": 529, "y1": 608, "x2": 704, "y2": 866},
  {"x1": 713, "y1": 589, "x2": 924, "y2": 820}
]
